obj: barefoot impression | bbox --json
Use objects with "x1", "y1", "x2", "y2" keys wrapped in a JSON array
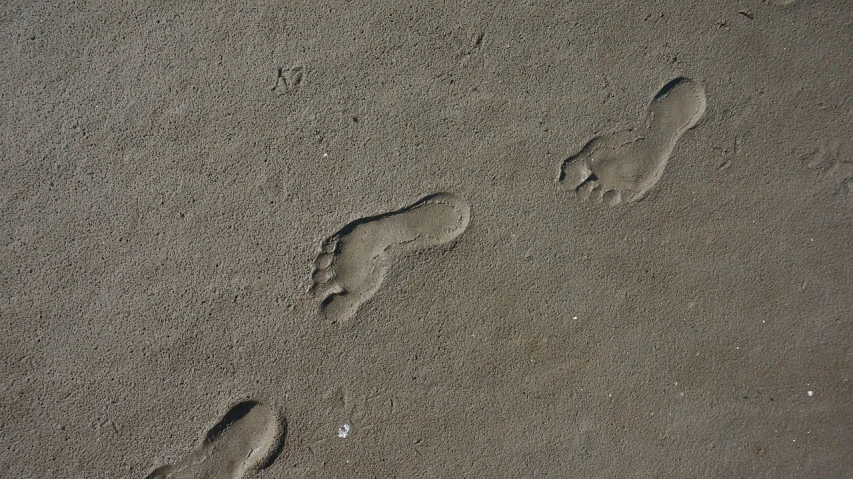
[
  {"x1": 146, "y1": 401, "x2": 284, "y2": 479},
  {"x1": 309, "y1": 192, "x2": 471, "y2": 322},
  {"x1": 559, "y1": 77, "x2": 707, "y2": 205}
]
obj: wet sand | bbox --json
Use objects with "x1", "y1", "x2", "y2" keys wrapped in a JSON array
[{"x1": 2, "y1": 1, "x2": 851, "y2": 477}]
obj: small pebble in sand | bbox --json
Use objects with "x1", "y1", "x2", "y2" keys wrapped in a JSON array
[
  {"x1": 807, "y1": 391, "x2": 814, "y2": 397},
  {"x1": 337, "y1": 424, "x2": 351, "y2": 438}
]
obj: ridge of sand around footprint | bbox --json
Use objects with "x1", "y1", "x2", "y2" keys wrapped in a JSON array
[
  {"x1": 309, "y1": 192, "x2": 471, "y2": 322},
  {"x1": 559, "y1": 77, "x2": 707, "y2": 205},
  {"x1": 146, "y1": 401, "x2": 285, "y2": 479}
]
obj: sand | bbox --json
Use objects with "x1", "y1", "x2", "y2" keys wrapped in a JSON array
[{"x1": 1, "y1": 1, "x2": 851, "y2": 477}]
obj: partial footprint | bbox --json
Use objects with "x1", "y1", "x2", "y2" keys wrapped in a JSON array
[
  {"x1": 146, "y1": 401, "x2": 285, "y2": 479},
  {"x1": 309, "y1": 192, "x2": 471, "y2": 322},
  {"x1": 559, "y1": 77, "x2": 707, "y2": 205}
]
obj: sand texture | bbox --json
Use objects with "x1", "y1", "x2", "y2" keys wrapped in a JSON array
[{"x1": 2, "y1": 0, "x2": 852, "y2": 477}]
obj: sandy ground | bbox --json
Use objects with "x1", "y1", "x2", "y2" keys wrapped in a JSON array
[{"x1": 2, "y1": 0, "x2": 852, "y2": 477}]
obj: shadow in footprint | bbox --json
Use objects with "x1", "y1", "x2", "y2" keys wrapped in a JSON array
[
  {"x1": 309, "y1": 192, "x2": 471, "y2": 322},
  {"x1": 146, "y1": 400, "x2": 285, "y2": 479},
  {"x1": 559, "y1": 77, "x2": 707, "y2": 205}
]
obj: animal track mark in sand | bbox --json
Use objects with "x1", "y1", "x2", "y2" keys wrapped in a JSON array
[
  {"x1": 146, "y1": 401, "x2": 285, "y2": 479},
  {"x1": 801, "y1": 143, "x2": 853, "y2": 203},
  {"x1": 272, "y1": 66, "x2": 303, "y2": 95},
  {"x1": 839, "y1": 178, "x2": 853, "y2": 204},
  {"x1": 559, "y1": 77, "x2": 707, "y2": 205},
  {"x1": 309, "y1": 192, "x2": 471, "y2": 322}
]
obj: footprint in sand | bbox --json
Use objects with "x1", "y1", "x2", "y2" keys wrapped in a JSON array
[
  {"x1": 309, "y1": 192, "x2": 471, "y2": 322},
  {"x1": 146, "y1": 401, "x2": 285, "y2": 479},
  {"x1": 559, "y1": 77, "x2": 707, "y2": 205}
]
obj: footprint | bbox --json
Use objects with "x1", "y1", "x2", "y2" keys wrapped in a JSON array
[
  {"x1": 559, "y1": 77, "x2": 707, "y2": 205},
  {"x1": 146, "y1": 401, "x2": 285, "y2": 479},
  {"x1": 309, "y1": 192, "x2": 471, "y2": 322},
  {"x1": 272, "y1": 66, "x2": 304, "y2": 95}
]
